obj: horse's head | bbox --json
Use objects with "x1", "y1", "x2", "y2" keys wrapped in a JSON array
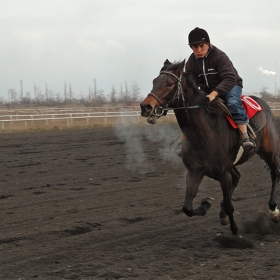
[{"x1": 140, "y1": 59, "x2": 185, "y2": 124}]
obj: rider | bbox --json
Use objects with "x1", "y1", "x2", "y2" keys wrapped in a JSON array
[{"x1": 185, "y1": 27, "x2": 255, "y2": 150}]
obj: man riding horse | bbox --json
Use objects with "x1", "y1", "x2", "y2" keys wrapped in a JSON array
[
  {"x1": 185, "y1": 27, "x2": 255, "y2": 150},
  {"x1": 140, "y1": 29, "x2": 280, "y2": 236}
]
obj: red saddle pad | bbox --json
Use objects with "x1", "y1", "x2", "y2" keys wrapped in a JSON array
[{"x1": 226, "y1": 95, "x2": 263, "y2": 129}]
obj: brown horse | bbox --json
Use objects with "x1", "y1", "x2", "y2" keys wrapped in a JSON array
[{"x1": 140, "y1": 59, "x2": 280, "y2": 235}]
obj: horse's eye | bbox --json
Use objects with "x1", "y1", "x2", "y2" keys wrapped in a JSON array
[{"x1": 167, "y1": 83, "x2": 174, "y2": 87}]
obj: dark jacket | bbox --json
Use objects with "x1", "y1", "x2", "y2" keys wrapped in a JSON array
[{"x1": 185, "y1": 44, "x2": 243, "y2": 96}]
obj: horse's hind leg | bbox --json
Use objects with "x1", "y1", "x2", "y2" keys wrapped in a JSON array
[
  {"x1": 219, "y1": 169, "x2": 239, "y2": 235},
  {"x1": 268, "y1": 167, "x2": 280, "y2": 222},
  {"x1": 260, "y1": 155, "x2": 280, "y2": 222},
  {"x1": 258, "y1": 118, "x2": 280, "y2": 223},
  {"x1": 219, "y1": 166, "x2": 240, "y2": 226}
]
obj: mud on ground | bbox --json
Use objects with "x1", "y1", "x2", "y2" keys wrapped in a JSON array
[{"x1": 1, "y1": 120, "x2": 280, "y2": 279}]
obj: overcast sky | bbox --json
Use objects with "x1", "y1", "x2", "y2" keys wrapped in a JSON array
[{"x1": 1, "y1": 0, "x2": 280, "y2": 101}]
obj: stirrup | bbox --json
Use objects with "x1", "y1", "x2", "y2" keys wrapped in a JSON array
[{"x1": 242, "y1": 138, "x2": 256, "y2": 149}]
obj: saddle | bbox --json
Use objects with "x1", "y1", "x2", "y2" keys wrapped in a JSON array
[
  {"x1": 214, "y1": 95, "x2": 266, "y2": 140},
  {"x1": 214, "y1": 96, "x2": 266, "y2": 165},
  {"x1": 175, "y1": 96, "x2": 266, "y2": 163}
]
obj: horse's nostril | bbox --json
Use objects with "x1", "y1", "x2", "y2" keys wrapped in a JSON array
[
  {"x1": 140, "y1": 103, "x2": 153, "y2": 116},
  {"x1": 145, "y1": 104, "x2": 153, "y2": 113}
]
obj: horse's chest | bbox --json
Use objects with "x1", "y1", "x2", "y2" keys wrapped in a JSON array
[{"x1": 183, "y1": 148, "x2": 225, "y2": 172}]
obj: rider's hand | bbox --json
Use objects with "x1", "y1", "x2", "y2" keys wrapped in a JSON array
[
  {"x1": 206, "y1": 90, "x2": 219, "y2": 102},
  {"x1": 206, "y1": 91, "x2": 219, "y2": 102}
]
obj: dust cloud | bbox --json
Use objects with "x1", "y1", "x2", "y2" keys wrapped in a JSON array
[{"x1": 114, "y1": 120, "x2": 181, "y2": 174}]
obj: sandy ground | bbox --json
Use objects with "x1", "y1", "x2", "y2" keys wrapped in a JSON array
[{"x1": 1, "y1": 120, "x2": 280, "y2": 279}]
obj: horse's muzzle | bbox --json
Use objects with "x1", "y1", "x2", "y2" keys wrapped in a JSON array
[
  {"x1": 140, "y1": 102, "x2": 158, "y2": 124},
  {"x1": 140, "y1": 102, "x2": 153, "y2": 117}
]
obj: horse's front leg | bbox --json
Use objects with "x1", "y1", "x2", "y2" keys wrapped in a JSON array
[
  {"x1": 219, "y1": 166, "x2": 241, "y2": 226},
  {"x1": 220, "y1": 171, "x2": 238, "y2": 235},
  {"x1": 182, "y1": 171, "x2": 213, "y2": 216}
]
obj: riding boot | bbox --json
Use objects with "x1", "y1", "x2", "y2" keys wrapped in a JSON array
[{"x1": 241, "y1": 136, "x2": 256, "y2": 150}]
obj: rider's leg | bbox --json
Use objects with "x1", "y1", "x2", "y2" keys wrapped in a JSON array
[
  {"x1": 223, "y1": 85, "x2": 255, "y2": 149},
  {"x1": 237, "y1": 123, "x2": 249, "y2": 139}
]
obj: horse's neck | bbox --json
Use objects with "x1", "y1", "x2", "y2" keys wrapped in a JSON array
[
  {"x1": 175, "y1": 107, "x2": 209, "y2": 130},
  {"x1": 175, "y1": 103, "x2": 218, "y2": 144},
  {"x1": 176, "y1": 85, "x2": 204, "y2": 124}
]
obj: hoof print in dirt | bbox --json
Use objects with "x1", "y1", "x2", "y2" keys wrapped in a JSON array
[
  {"x1": 120, "y1": 217, "x2": 145, "y2": 225},
  {"x1": 0, "y1": 194, "x2": 14, "y2": 199},
  {"x1": 213, "y1": 235, "x2": 253, "y2": 249},
  {"x1": 61, "y1": 223, "x2": 102, "y2": 236}
]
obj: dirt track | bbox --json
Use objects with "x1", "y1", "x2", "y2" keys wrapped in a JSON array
[{"x1": 1, "y1": 120, "x2": 280, "y2": 280}]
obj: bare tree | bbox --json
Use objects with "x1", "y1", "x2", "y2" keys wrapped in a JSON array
[
  {"x1": 93, "y1": 78, "x2": 97, "y2": 100},
  {"x1": 20, "y1": 80, "x2": 23, "y2": 102},
  {"x1": 69, "y1": 83, "x2": 73, "y2": 102},
  {"x1": 34, "y1": 84, "x2": 37, "y2": 102},
  {"x1": 119, "y1": 82, "x2": 131, "y2": 104},
  {"x1": 130, "y1": 81, "x2": 140, "y2": 102},
  {"x1": 45, "y1": 83, "x2": 49, "y2": 101},
  {"x1": 64, "y1": 82, "x2": 67, "y2": 102},
  {"x1": 88, "y1": 87, "x2": 93, "y2": 101},
  {"x1": 119, "y1": 83, "x2": 124, "y2": 102},
  {"x1": 8, "y1": 88, "x2": 17, "y2": 103},
  {"x1": 96, "y1": 89, "x2": 105, "y2": 104},
  {"x1": 34, "y1": 86, "x2": 43, "y2": 103},
  {"x1": 259, "y1": 86, "x2": 272, "y2": 98},
  {"x1": 21, "y1": 91, "x2": 32, "y2": 104},
  {"x1": 56, "y1": 92, "x2": 62, "y2": 102},
  {"x1": 108, "y1": 85, "x2": 118, "y2": 104}
]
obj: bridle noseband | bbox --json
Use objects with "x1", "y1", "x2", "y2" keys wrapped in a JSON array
[{"x1": 148, "y1": 70, "x2": 199, "y2": 116}]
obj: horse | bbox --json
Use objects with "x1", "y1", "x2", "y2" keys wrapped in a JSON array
[{"x1": 140, "y1": 59, "x2": 280, "y2": 235}]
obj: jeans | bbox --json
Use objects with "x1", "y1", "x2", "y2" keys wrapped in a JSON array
[{"x1": 222, "y1": 85, "x2": 248, "y2": 124}]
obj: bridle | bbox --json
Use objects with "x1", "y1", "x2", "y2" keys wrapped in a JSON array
[{"x1": 148, "y1": 70, "x2": 200, "y2": 117}]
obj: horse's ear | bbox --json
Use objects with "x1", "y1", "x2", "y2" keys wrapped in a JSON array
[
  {"x1": 160, "y1": 59, "x2": 172, "y2": 71},
  {"x1": 178, "y1": 59, "x2": 186, "y2": 72},
  {"x1": 164, "y1": 59, "x2": 171, "y2": 66}
]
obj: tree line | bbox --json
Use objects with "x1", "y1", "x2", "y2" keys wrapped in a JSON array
[
  {"x1": 4, "y1": 79, "x2": 141, "y2": 106},
  {"x1": 259, "y1": 86, "x2": 280, "y2": 99},
  {"x1": 3, "y1": 80, "x2": 279, "y2": 107}
]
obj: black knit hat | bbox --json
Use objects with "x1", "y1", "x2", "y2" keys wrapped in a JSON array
[{"x1": 188, "y1": 27, "x2": 210, "y2": 45}]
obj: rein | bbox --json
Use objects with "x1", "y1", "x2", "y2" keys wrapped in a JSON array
[{"x1": 148, "y1": 70, "x2": 200, "y2": 117}]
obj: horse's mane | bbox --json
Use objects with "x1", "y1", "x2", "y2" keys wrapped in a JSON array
[{"x1": 162, "y1": 61, "x2": 223, "y2": 116}]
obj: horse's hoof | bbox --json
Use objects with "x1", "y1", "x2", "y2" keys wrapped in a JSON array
[
  {"x1": 220, "y1": 216, "x2": 229, "y2": 226},
  {"x1": 182, "y1": 206, "x2": 194, "y2": 217},
  {"x1": 201, "y1": 197, "x2": 215, "y2": 207},
  {"x1": 269, "y1": 208, "x2": 280, "y2": 223}
]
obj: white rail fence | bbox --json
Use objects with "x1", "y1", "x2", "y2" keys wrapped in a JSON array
[
  {"x1": 0, "y1": 104, "x2": 280, "y2": 132},
  {"x1": 0, "y1": 111, "x2": 144, "y2": 131}
]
